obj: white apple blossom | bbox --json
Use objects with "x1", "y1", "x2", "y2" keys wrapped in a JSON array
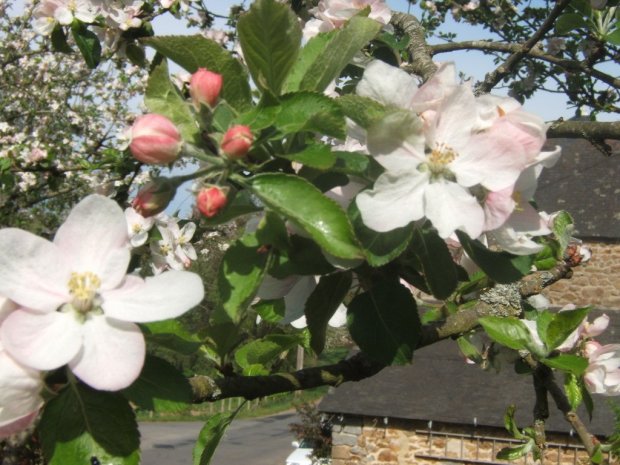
[
  {"x1": 355, "y1": 60, "x2": 547, "y2": 239},
  {"x1": 0, "y1": 195, "x2": 204, "y2": 391},
  {"x1": 303, "y1": 0, "x2": 392, "y2": 39},
  {"x1": 125, "y1": 206, "x2": 155, "y2": 247},
  {"x1": 584, "y1": 343, "x2": 620, "y2": 396},
  {"x1": 150, "y1": 220, "x2": 197, "y2": 272}
]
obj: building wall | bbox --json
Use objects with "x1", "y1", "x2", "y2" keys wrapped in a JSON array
[
  {"x1": 329, "y1": 416, "x2": 591, "y2": 465},
  {"x1": 543, "y1": 241, "x2": 620, "y2": 310}
]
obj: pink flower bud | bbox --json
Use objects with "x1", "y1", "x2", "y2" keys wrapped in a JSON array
[
  {"x1": 189, "y1": 68, "x2": 223, "y2": 108},
  {"x1": 132, "y1": 178, "x2": 178, "y2": 217},
  {"x1": 196, "y1": 186, "x2": 228, "y2": 218},
  {"x1": 221, "y1": 125, "x2": 253, "y2": 159},
  {"x1": 129, "y1": 114, "x2": 182, "y2": 165}
]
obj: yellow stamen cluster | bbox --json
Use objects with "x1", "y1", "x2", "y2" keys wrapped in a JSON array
[
  {"x1": 67, "y1": 272, "x2": 101, "y2": 312},
  {"x1": 421, "y1": 142, "x2": 459, "y2": 180}
]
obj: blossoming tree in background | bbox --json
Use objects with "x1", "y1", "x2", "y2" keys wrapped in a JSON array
[{"x1": 1, "y1": 0, "x2": 620, "y2": 464}]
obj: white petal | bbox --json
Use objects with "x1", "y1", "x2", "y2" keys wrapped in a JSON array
[
  {"x1": 0, "y1": 229, "x2": 70, "y2": 312},
  {"x1": 424, "y1": 182, "x2": 485, "y2": 239},
  {"x1": 282, "y1": 276, "x2": 317, "y2": 325},
  {"x1": 429, "y1": 84, "x2": 476, "y2": 149},
  {"x1": 356, "y1": 171, "x2": 428, "y2": 232},
  {"x1": 357, "y1": 60, "x2": 418, "y2": 108},
  {"x1": 257, "y1": 274, "x2": 299, "y2": 300},
  {"x1": 328, "y1": 304, "x2": 348, "y2": 327},
  {"x1": 54, "y1": 195, "x2": 130, "y2": 290},
  {"x1": 0, "y1": 309, "x2": 82, "y2": 370},
  {"x1": 69, "y1": 315, "x2": 145, "y2": 391},
  {"x1": 102, "y1": 272, "x2": 204, "y2": 323},
  {"x1": 410, "y1": 62, "x2": 457, "y2": 113}
]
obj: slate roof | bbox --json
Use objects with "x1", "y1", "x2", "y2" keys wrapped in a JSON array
[
  {"x1": 535, "y1": 137, "x2": 620, "y2": 240},
  {"x1": 319, "y1": 311, "x2": 619, "y2": 436}
]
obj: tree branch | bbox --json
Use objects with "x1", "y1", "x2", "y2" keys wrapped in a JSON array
[
  {"x1": 430, "y1": 41, "x2": 620, "y2": 90},
  {"x1": 390, "y1": 12, "x2": 437, "y2": 82},
  {"x1": 190, "y1": 261, "x2": 574, "y2": 402},
  {"x1": 547, "y1": 120, "x2": 620, "y2": 143},
  {"x1": 475, "y1": 0, "x2": 573, "y2": 94}
]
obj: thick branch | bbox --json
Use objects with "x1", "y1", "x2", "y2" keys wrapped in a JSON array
[
  {"x1": 390, "y1": 12, "x2": 437, "y2": 81},
  {"x1": 191, "y1": 261, "x2": 573, "y2": 402},
  {"x1": 430, "y1": 41, "x2": 620, "y2": 90},
  {"x1": 547, "y1": 120, "x2": 620, "y2": 143},
  {"x1": 475, "y1": 0, "x2": 572, "y2": 94}
]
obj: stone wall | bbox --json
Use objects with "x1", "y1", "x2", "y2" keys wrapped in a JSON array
[
  {"x1": 330, "y1": 416, "x2": 592, "y2": 465},
  {"x1": 543, "y1": 241, "x2": 620, "y2": 310}
]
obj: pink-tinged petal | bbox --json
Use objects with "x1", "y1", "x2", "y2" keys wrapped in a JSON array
[
  {"x1": 488, "y1": 227, "x2": 544, "y2": 255},
  {"x1": 102, "y1": 271, "x2": 204, "y2": 323},
  {"x1": 54, "y1": 195, "x2": 130, "y2": 290},
  {"x1": 282, "y1": 276, "x2": 317, "y2": 325},
  {"x1": 483, "y1": 187, "x2": 516, "y2": 231},
  {"x1": 0, "y1": 411, "x2": 40, "y2": 439},
  {"x1": 505, "y1": 202, "x2": 551, "y2": 236},
  {"x1": 430, "y1": 85, "x2": 477, "y2": 150},
  {"x1": 357, "y1": 60, "x2": 418, "y2": 109},
  {"x1": 357, "y1": 171, "x2": 428, "y2": 232},
  {"x1": 474, "y1": 94, "x2": 520, "y2": 131},
  {"x1": 424, "y1": 182, "x2": 484, "y2": 239},
  {"x1": 0, "y1": 309, "x2": 82, "y2": 370},
  {"x1": 0, "y1": 296, "x2": 17, "y2": 324},
  {"x1": 69, "y1": 315, "x2": 145, "y2": 391},
  {"x1": 0, "y1": 229, "x2": 70, "y2": 312},
  {"x1": 585, "y1": 314, "x2": 610, "y2": 338},
  {"x1": 410, "y1": 62, "x2": 457, "y2": 113}
]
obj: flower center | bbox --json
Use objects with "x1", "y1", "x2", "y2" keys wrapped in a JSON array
[
  {"x1": 67, "y1": 271, "x2": 101, "y2": 313},
  {"x1": 132, "y1": 223, "x2": 142, "y2": 234},
  {"x1": 419, "y1": 142, "x2": 458, "y2": 181}
]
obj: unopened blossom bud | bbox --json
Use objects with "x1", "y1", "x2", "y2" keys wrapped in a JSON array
[
  {"x1": 129, "y1": 114, "x2": 182, "y2": 165},
  {"x1": 132, "y1": 178, "x2": 178, "y2": 217},
  {"x1": 221, "y1": 125, "x2": 253, "y2": 159},
  {"x1": 196, "y1": 186, "x2": 228, "y2": 218},
  {"x1": 189, "y1": 68, "x2": 223, "y2": 108}
]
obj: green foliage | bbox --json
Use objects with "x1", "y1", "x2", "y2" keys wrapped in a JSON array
[
  {"x1": 551, "y1": 211, "x2": 575, "y2": 254},
  {"x1": 478, "y1": 316, "x2": 532, "y2": 352},
  {"x1": 275, "y1": 92, "x2": 346, "y2": 139},
  {"x1": 235, "y1": 333, "x2": 305, "y2": 375},
  {"x1": 237, "y1": 0, "x2": 302, "y2": 95},
  {"x1": 193, "y1": 410, "x2": 241, "y2": 465},
  {"x1": 71, "y1": 23, "x2": 101, "y2": 68},
  {"x1": 347, "y1": 279, "x2": 421, "y2": 365},
  {"x1": 541, "y1": 354, "x2": 588, "y2": 376},
  {"x1": 336, "y1": 94, "x2": 391, "y2": 128},
  {"x1": 142, "y1": 319, "x2": 203, "y2": 355},
  {"x1": 249, "y1": 173, "x2": 363, "y2": 260},
  {"x1": 39, "y1": 384, "x2": 140, "y2": 465},
  {"x1": 276, "y1": 144, "x2": 337, "y2": 170},
  {"x1": 544, "y1": 307, "x2": 590, "y2": 350}
]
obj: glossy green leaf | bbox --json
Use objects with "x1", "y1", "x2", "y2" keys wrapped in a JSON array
[
  {"x1": 456, "y1": 335, "x2": 483, "y2": 364},
  {"x1": 235, "y1": 334, "x2": 303, "y2": 375},
  {"x1": 193, "y1": 410, "x2": 240, "y2": 465},
  {"x1": 277, "y1": 144, "x2": 337, "y2": 170},
  {"x1": 347, "y1": 279, "x2": 421, "y2": 365},
  {"x1": 237, "y1": 0, "x2": 301, "y2": 95},
  {"x1": 218, "y1": 232, "x2": 272, "y2": 323},
  {"x1": 253, "y1": 298, "x2": 286, "y2": 323},
  {"x1": 269, "y1": 235, "x2": 335, "y2": 278},
  {"x1": 202, "y1": 322, "x2": 244, "y2": 361},
  {"x1": 122, "y1": 355, "x2": 192, "y2": 413},
  {"x1": 545, "y1": 306, "x2": 590, "y2": 350},
  {"x1": 145, "y1": 55, "x2": 201, "y2": 145},
  {"x1": 305, "y1": 272, "x2": 353, "y2": 354},
  {"x1": 283, "y1": 16, "x2": 382, "y2": 92},
  {"x1": 51, "y1": 26, "x2": 72, "y2": 53},
  {"x1": 496, "y1": 441, "x2": 533, "y2": 461},
  {"x1": 336, "y1": 94, "x2": 390, "y2": 129},
  {"x1": 542, "y1": 354, "x2": 588, "y2": 375},
  {"x1": 456, "y1": 231, "x2": 533, "y2": 284},
  {"x1": 142, "y1": 319, "x2": 202, "y2": 355},
  {"x1": 71, "y1": 23, "x2": 101, "y2": 68},
  {"x1": 250, "y1": 173, "x2": 363, "y2": 260},
  {"x1": 555, "y1": 13, "x2": 588, "y2": 34},
  {"x1": 410, "y1": 226, "x2": 458, "y2": 299},
  {"x1": 348, "y1": 200, "x2": 412, "y2": 267},
  {"x1": 331, "y1": 150, "x2": 384, "y2": 181},
  {"x1": 236, "y1": 104, "x2": 281, "y2": 131},
  {"x1": 606, "y1": 28, "x2": 620, "y2": 45},
  {"x1": 479, "y1": 316, "x2": 532, "y2": 351},
  {"x1": 256, "y1": 210, "x2": 291, "y2": 251},
  {"x1": 39, "y1": 385, "x2": 140, "y2": 465},
  {"x1": 275, "y1": 92, "x2": 346, "y2": 139},
  {"x1": 200, "y1": 190, "x2": 262, "y2": 227},
  {"x1": 143, "y1": 35, "x2": 252, "y2": 110}
]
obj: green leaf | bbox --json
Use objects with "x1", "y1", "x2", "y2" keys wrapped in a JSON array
[
  {"x1": 212, "y1": 101, "x2": 238, "y2": 133},
  {"x1": 283, "y1": 16, "x2": 382, "y2": 93},
  {"x1": 142, "y1": 319, "x2": 202, "y2": 355},
  {"x1": 456, "y1": 336, "x2": 483, "y2": 364},
  {"x1": 237, "y1": 0, "x2": 301, "y2": 95},
  {"x1": 145, "y1": 55, "x2": 200, "y2": 145},
  {"x1": 200, "y1": 190, "x2": 262, "y2": 227},
  {"x1": 551, "y1": 211, "x2": 574, "y2": 253},
  {"x1": 193, "y1": 410, "x2": 240, "y2": 465},
  {"x1": 479, "y1": 316, "x2": 532, "y2": 351},
  {"x1": 39, "y1": 385, "x2": 140, "y2": 465},
  {"x1": 347, "y1": 280, "x2": 421, "y2": 365},
  {"x1": 122, "y1": 355, "x2": 192, "y2": 413},
  {"x1": 51, "y1": 26, "x2": 72, "y2": 53},
  {"x1": 348, "y1": 200, "x2": 412, "y2": 267},
  {"x1": 564, "y1": 373, "x2": 583, "y2": 411},
  {"x1": 605, "y1": 28, "x2": 620, "y2": 45},
  {"x1": 249, "y1": 173, "x2": 363, "y2": 260},
  {"x1": 533, "y1": 243, "x2": 559, "y2": 270},
  {"x1": 256, "y1": 210, "x2": 291, "y2": 251},
  {"x1": 236, "y1": 105, "x2": 281, "y2": 130},
  {"x1": 496, "y1": 441, "x2": 533, "y2": 461},
  {"x1": 305, "y1": 272, "x2": 353, "y2": 354},
  {"x1": 202, "y1": 322, "x2": 244, "y2": 361},
  {"x1": 336, "y1": 95, "x2": 391, "y2": 129},
  {"x1": 143, "y1": 35, "x2": 252, "y2": 110},
  {"x1": 331, "y1": 150, "x2": 384, "y2": 181},
  {"x1": 503, "y1": 405, "x2": 525, "y2": 439},
  {"x1": 366, "y1": 109, "x2": 423, "y2": 155},
  {"x1": 545, "y1": 307, "x2": 590, "y2": 350},
  {"x1": 269, "y1": 235, "x2": 335, "y2": 278},
  {"x1": 253, "y1": 298, "x2": 286, "y2": 323},
  {"x1": 275, "y1": 92, "x2": 346, "y2": 139},
  {"x1": 277, "y1": 144, "x2": 337, "y2": 171},
  {"x1": 217, "y1": 232, "x2": 272, "y2": 323},
  {"x1": 542, "y1": 354, "x2": 588, "y2": 375},
  {"x1": 534, "y1": 310, "x2": 554, "y2": 350},
  {"x1": 235, "y1": 334, "x2": 303, "y2": 375},
  {"x1": 556, "y1": 12, "x2": 588, "y2": 34},
  {"x1": 591, "y1": 445, "x2": 604, "y2": 464},
  {"x1": 71, "y1": 23, "x2": 101, "y2": 68},
  {"x1": 456, "y1": 231, "x2": 533, "y2": 284},
  {"x1": 409, "y1": 226, "x2": 458, "y2": 299}
]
